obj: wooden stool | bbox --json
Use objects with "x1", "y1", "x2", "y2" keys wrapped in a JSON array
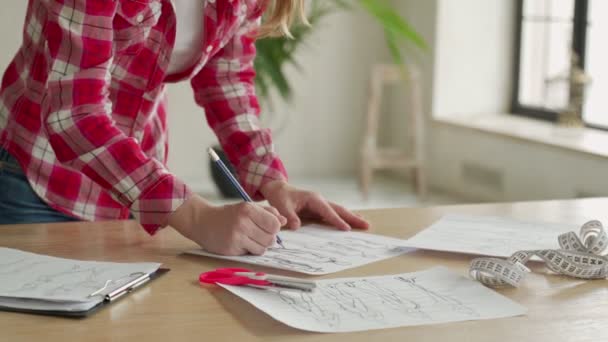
[{"x1": 360, "y1": 64, "x2": 427, "y2": 199}]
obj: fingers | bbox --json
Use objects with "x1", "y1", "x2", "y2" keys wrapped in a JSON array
[
  {"x1": 271, "y1": 201, "x2": 301, "y2": 230},
  {"x1": 247, "y1": 204, "x2": 281, "y2": 235},
  {"x1": 308, "y1": 195, "x2": 351, "y2": 231},
  {"x1": 247, "y1": 220, "x2": 278, "y2": 250},
  {"x1": 239, "y1": 204, "x2": 280, "y2": 251},
  {"x1": 330, "y1": 202, "x2": 370, "y2": 230},
  {"x1": 263, "y1": 206, "x2": 288, "y2": 226},
  {"x1": 244, "y1": 235, "x2": 268, "y2": 256},
  {"x1": 283, "y1": 209, "x2": 301, "y2": 230}
]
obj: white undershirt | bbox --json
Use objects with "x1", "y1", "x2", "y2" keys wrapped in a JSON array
[{"x1": 167, "y1": 0, "x2": 205, "y2": 75}]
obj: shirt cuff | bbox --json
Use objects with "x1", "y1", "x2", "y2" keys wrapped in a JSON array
[
  {"x1": 237, "y1": 152, "x2": 288, "y2": 200},
  {"x1": 130, "y1": 174, "x2": 193, "y2": 235}
]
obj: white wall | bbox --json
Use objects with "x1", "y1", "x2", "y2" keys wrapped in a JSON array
[
  {"x1": 167, "y1": 9, "x2": 386, "y2": 191},
  {"x1": 0, "y1": 3, "x2": 28, "y2": 69},
  {"x1": 433, "y1": 0, "x2": 514, "y2": 116},
  {"x1": 413, "y1": 0, "x2": 608, "y2": 201}
]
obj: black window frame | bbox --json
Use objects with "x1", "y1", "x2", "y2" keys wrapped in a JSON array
[{"x1": 511, "y1": 0, "x2": 599, "y2": 128}]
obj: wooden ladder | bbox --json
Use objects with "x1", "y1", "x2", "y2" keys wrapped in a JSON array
[{"x1": 360, "y1": 64, "x2": 427, "y2": 200}]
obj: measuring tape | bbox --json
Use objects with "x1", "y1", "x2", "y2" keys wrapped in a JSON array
[{"x1": 469, "y1": 220, "x2": 608, "y2": 287}]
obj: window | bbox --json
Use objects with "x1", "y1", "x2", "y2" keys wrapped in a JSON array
[{"x1": 512, "y1": 0, "x2": 608, "y2": 129}]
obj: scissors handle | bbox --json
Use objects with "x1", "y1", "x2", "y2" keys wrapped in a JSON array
[
  {"x1": 199, "y1": 268, "x2": 316, "y2": 292},
  {"x1": 199, "y1": 268, "x2": 270, "y2": 286}
]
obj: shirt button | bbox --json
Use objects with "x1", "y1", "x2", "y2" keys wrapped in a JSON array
[
  {"x1": 136, "y1": 14, "x2": 144, "y2": 23},
  {"x1": 206, "y1": 45, "x2": 213, "y2": 53},
  {"x1": 208, "y1": 0, "x2": 215, "y2": 3}
]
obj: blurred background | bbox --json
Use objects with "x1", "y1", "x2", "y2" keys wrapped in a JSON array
[{"x1": 3, "y1": 0, "x2": 606, "y2": 210}]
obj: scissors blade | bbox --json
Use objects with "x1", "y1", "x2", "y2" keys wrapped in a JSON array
[
  {"x1": 265, "y1": 281, "x2": 316, "y2": 292},
  {"x1": 234, "y1": 272, "x2": 316, "y2": 288}
]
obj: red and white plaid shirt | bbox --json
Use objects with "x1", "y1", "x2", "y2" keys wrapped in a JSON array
[{"x1": 0, "y1": 0, "x2": 287, "y2": 233}]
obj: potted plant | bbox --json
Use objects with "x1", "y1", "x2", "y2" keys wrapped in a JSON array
[{"x1": 210, "y1": 0, "x2": 426, "y2": 198}]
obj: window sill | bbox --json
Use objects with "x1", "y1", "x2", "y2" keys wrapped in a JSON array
[{"x1": 433, "y1": 113, "x2": 608, "y2": 159}]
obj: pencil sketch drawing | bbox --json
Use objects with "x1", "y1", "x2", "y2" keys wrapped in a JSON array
[
  {"x1": 187, "y1": 225, "x2": 411, "y2": 275},
  {"x1": 0, "y1": 247, "x2": 160, "y2": 302},
  {"x1": 221, "y1": 267, "x2": 527, "y2": 332},
  {"x1": 277, "y1": 276, "x2": 478, "y2": 329}
]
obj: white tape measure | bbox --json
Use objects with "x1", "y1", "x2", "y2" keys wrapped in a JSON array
[{"x1": 470, "y1": 220, "x2": 608, "y2": 287}]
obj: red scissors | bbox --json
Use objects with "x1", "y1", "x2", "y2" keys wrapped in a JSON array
[{"x1": 199, "y1": 268, "x2": 316, "y2": 292}]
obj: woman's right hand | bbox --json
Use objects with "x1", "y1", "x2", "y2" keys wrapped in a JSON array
[{"x1": 167, "y1": 195, "x2": 287, "y2": 256}]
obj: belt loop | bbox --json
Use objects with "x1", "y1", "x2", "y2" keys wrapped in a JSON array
[{"x1": 0, "y1": 147, "x2": 9, "y2": 162}]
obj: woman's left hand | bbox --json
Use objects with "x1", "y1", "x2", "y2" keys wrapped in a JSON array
[{"x1": 260, "y1": 180, "x2": 370, "y2": 231}]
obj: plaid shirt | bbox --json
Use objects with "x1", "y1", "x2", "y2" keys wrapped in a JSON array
[{"x1": 0, "y1": 0, "x2": 287, "y2": 233}]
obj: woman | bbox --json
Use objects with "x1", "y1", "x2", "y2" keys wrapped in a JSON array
[{"x1": 0, "y1": 0, "x2": 369, "y2": 255}]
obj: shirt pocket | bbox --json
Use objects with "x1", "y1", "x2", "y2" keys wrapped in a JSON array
[{"x1": 113, "y1": 0, "x2": 162, "y2": 55}]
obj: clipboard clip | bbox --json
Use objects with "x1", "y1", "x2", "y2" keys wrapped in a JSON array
[{"x1": 88, "y1": 272, "x2": 151, "y2": 302}]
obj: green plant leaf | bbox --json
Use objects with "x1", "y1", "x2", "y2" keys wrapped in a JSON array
[
  {"x1": 254, "y1": 0, "x2": 427, "y2": 103},
  {"x1": 357, "y1": 0, "x2": 426, "y2": 50},
  {"x1": 384, "y1": 29, "x2": 403, "y2": 63},
  {"x1": 255, "y1": 40, "x2": 292, "y2": 100}
]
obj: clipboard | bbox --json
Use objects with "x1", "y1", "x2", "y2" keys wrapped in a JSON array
[{"x1": 0, "y1": 268, "x2": 170, "y2": 318}]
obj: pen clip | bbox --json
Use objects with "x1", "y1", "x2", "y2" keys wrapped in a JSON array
[
  {"x1": 87, "y1": 272, "x2": 149, "y2": 300},
  {"x1": 106, "y1": 273, "x2": 150, "y2": 302},
  {"x1": 88, "y1": 280, "x2": 112, "y2": 298}
]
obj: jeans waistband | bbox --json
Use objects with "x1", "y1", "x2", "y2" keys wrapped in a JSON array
[{"x1": 0, "y1": 147, "x2": 19, "y2": 166}]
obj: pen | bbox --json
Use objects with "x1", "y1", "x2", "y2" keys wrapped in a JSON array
[
  {"x1": 106, "y1": 273, "x2": 150, "y2": 302},
  {"x1": 207, "y1": 147, "x2": 285, "y2": 248}
]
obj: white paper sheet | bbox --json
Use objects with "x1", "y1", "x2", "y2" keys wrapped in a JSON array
[
  {"x1": 403, "y1": 214, "x2": 577, "y2": 257},
  {"x1": 220, "y1": 266, "x2": 526, "y2": 333},
  {"x1": 187, "y1": 225, "x2": 412, "y2": 275},
  {"x1": 0, "y1": 247, "x2": 160, "y2": 303}
]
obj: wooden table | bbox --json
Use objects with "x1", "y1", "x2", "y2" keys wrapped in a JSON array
[{"x1": 2, "y1": 198, "x2": 608, "y2": 342}]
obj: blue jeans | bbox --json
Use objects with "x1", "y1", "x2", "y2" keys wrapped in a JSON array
[{"x1": 0, "y1": 148, "x2": 78, "y2": 224}]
